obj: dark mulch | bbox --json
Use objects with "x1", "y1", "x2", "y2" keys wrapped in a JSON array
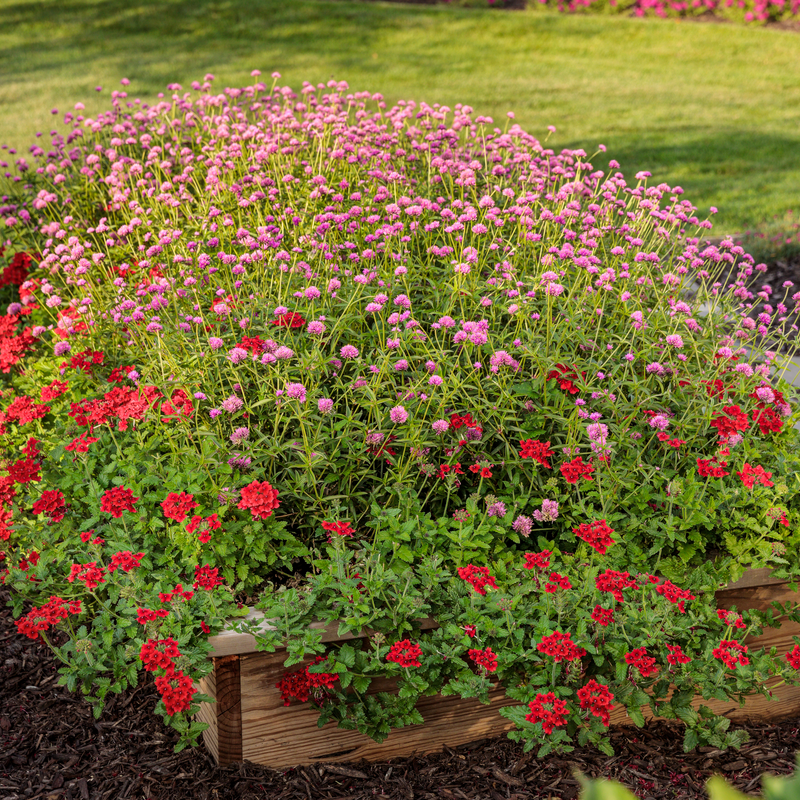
[{"x1": 2, "y1": 592, "x2": 799, "y2": 799}]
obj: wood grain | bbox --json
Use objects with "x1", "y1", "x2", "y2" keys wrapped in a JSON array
[
  {"x1": 194, "y1": 663, "x2": 218, "y2": 762},
  {"x1": 214, "y1": 655, "x2": 242, "y2": 766}
]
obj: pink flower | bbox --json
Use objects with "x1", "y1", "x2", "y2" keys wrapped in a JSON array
[
  {"x1": 318, "y1": 398, "x2": 334, "y2": 414},
  {"x1": 390, "y1": 406, "x2": 408, "y2": 425},
  {"x1": 340, "y1": 345, "x2": 359, "y2": 359}
]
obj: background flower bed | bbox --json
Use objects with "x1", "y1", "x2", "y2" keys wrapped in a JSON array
[{"x1": 3, "y1": 73, "x2": 800, "y2": 759}]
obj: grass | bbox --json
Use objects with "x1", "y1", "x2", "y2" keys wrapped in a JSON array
[{"x1": 1, "y1": 0, "x2": 800, "y2": 233}]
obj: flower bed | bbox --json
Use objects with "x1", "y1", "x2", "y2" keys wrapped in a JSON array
[{"x1": 2, "y1": 73, "x2": 800, "y2": 761}]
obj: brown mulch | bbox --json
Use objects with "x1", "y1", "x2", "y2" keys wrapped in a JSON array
[{"x1": 2, "y1": 595, "x2": 800, "y2": 800}]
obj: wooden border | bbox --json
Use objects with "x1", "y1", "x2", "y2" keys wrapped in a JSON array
[{"x1": 196, "y1": 569, "x2": 800, "y2": 768}]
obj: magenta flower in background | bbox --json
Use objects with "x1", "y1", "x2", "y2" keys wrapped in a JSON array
[
  {"x1": 389, "y1": 405, "x2": 408, "y2": 424},
  {"x1": 340, "y1": 345, "x2": 359, "y2": 359},
  {"x1": 318, "y1": 398, "x2": 334, "y2": 414},
  {"x1": 432, "y1": 419, "x2": 449, "y2": 435},
  {"x1": 665, "y1": 334, "x2": 684, "y2": 348},
  {"x1": 285, "y1": 383, "x2": 307, "y2": 402},
  {"x1": 221, "y1": 395, "x2": 243, "y2": 413},
  {"x1": 533, "y1": 500, "x2": 559, "y2": 523}
]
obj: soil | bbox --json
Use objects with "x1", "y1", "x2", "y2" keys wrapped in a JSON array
[{"x1": 2, "y1": 590, "x2": 800, "y2": 800}]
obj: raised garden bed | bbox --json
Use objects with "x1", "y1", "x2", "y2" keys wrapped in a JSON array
[{"x1": 196, "y1": 568, "x2": 800, "y2": 768}]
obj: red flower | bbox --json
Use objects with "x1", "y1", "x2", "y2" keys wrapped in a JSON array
[
  {"x1": 590, "y1": 605, "x2": 614, "y2": 627},
  {"x1": 158, "y1": 584, "x2": 194, "y2": 603},
  {"x1": 463, "y1": 625, "x2": 477, "y2": 638},
  {"x1": 665, "y1": 644, "x2": 692, "y2": 666},
  {"x1": 237, "y1": 480, "x2": 280, "y2": 520},
  {"x1": 737, "y1": 463, "x2": 774, "y2": 490},
  {"x1": 272, "y1": 311, "x2": 306, "y2": 328},
  {"x1": 193, "y1": 564, "x2": 222, "y2": 591},
  {"x1": 537, "y1": 631, "x2": 586, "y2": 662},
  {"x1": 65, "y1": 432, "x2": 99, "y2": 453},
  {"x1": 321, "y1": 520, "x2": 355, "y2": 538},
  {"x1": 573, "y1": 519, "x2": 616, "y2": 555},
  {"x1": 468, "y1": 647, "x2": 498, "y2": 673},
  {"x1": 716, "y1": 608, "x2": 747, "y2": 630},
  {"x1": 468, "y1": 462, "x2": 493, "y2": 479},
  {"x1": 450, "y1": 412, "x2": 479, "y2": 430},
  {"x1": 596, "y1": 569, "x2": 639, "y2": 603},
  {"x1": 7, "y1": 458, "x2": 40, "y2": 484},
  {"x1": 785, "y1": 645, "x2": 800, "y2": 670},
  {"x1": 68, "y1": 349, "x2": 105, "y2": 373},
  {"x1": 161, "y1": 491, "x2": 199, "y2": 523},
  {"x1": 525, "y1": 692, "x2": 569, "y2": 734},
  {"x1": 655, "y1": 580, "x2": 695, "y2": 613},
  {"x1": 544, "y1": 572, "x2": 572, "y2": 593},
  {"x1": 752, "y1": 407, "x2": 783, "y2": 436},
  {"x1": 457, "y1": 564, "x2": 498, "y2": 596},
  {"x1": 137, "y1": 607, "x2": 170, "y2": 624},
  {"x1": 5, "y1": 395, "x2": 50, "y2": 425},
  {"x1": 186, "y1": 513, "x2": 222, "y2": 543},
  {"x1": 710, "y1": 405, "x2": 751, "y2": 439},
  {"x1": 559, "y1": 456, "x2": 594, "y2": 484},
  {"x1": 713, "y1": 639, "x2": 749, "y2": 670},
  {"x1": 519, "y1": 439, "x2": 554, "y2": 469},
  {"x1": 276, "y1": 656, "x2": 338, "y2": 706},
  {"x1": 107, "y1": 365, "x2": 135, "y2": 383},
  {"x1": 201, "y1": 621, "x2": 211, "y2": 634},
  {"x1": 31, "y1": 490, "x2": 66, "y2": 523},
  {"x1": 696, "y1": 455, "x2": 729, "y2": 479},
  {"x1": 107, "y1": 551, "x2": 144, "y2": 573},
  {"x1": 625, "y1": 647, "x2": 659, "y2": 678},
  {"x1": 100, "y1": 486, "x2": 138, "y2": 518},
  {"x1": 523, "y1": 550, "x2": 551, "y2": 571},
  {"x1": 386, "y1": 639, "x2": 423, "y2": 668},
  {"x1": 155, "y1": 669, "x2": 197, "y2": 715},
  {"x1": 239, "y1": 336, "x2": 266, "y2": 354},
  {"x1": 139, "y1": 637, "x2": 181, "y2": 672},
  {"x1": 16, "y1": 596, "x2": 82, "y2": 640},
  {"x1": 67, "y1": 562, "x2": 107, "y2": 590},
  {"x1": 577, "y1": 679, "x2": 614, "y2": 726},
  {"x1": 22, "y1": 438, "x2": 40, "y2": 459},
  {"x1": 546, "y1": 363, "x2": 585, "y2": 394}
]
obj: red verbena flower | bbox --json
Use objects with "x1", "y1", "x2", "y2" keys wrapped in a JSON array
[
  {"x1": 625, "y1": 647, "x2": 659, "y2": 678},
  {"x1": 321, "y1": 520, "x2": 355, "y2": 538},
  {"x1": 457, "y1": 564, "x2": 498, "y2": 596},
  {"x1": 155, "y1": 669, "x2": 197, "y2": 715},
  {"x1": 139, "y1": 637, "x2": 181, "y2": 672},
  {"x1": 710, "y1": 405, "x2": 750, "y2": 439},
  {"x1": 186, "y1": 513, "x2": 222, "y2": 543},
  {"x1": 523, "y1": 550, "x2": 551, "y2": 571},
  {"x1": 137, "y1": 607, "x2": 170, "y2": 624},
  {"x1": 31, "y1": 490, "x2": 66, "y2": 523},
  {"x1": 752, "y1": 407, "x2": 783, "y2": 436},
  {"x1": 5, "y1": 395, "x2": 50, "y2": 425},
  {"x1": 100, "y1": 486, "x2": 138, "y2": 518},
  {"x1": 577, "y1": 679, "x2": 614, "y2": 726},
  {"x1": 468, "y1": 647, "x2": 498, "y2": 673},
  {"x1": 786, "y1": 645, "x2": 800, "y2": 670},
  {"x1": 67, "y1": 562, "x2": 106, "y2": 590},
  {"x1": 590, "y1": 605, "x2": 615, "y2": 627},
  {"x1": 596, "y1": 569, "x2": 639, "y2": 603},
  {"x1": 537, "y1": 631, "x2": 586, "y2": 662},
  {"x1": 665, "y1": 644, "x2": 692, "y2": 666},
  {"x1": 560, "y1": 456, "x2": 594, "y2": 484},
  {"x1": 16, "y1": 596, "x2": 82, "y2": 640},
  {"x1": 546, "y1": 363, "x2": 584, "y2": 394},
  {"x1": 655, "y1": 580, "x2": 695, "y2": 613},
  {"x1": 713, "y1": 639, "x2": 749, "y2": 670},
  {"x1": 573, "y1": 519, "x2": 616, "y2": 554},
  {"x1": 7, "y1": 458, "x2": 40, "y2": 484},
  {"x1": 519, "y1": 439, "x2": 554, "y2": 469},
  {"x1": 544, "y1": 572, "x2": 572, "y2": 593},
  {"x1": 237, "y1": 479, "x2": 280, "y2": 520},
  {"x1": 158, "y1": 584, "x2": 194, "y2": 603},
  {"x1": 737, "y1": 463, "x2": 774, "y2": 490},
  {"x1": 696, "y1": 456, "x2": 729, "y2": 479},
  {"x1": 272, "y1": 311, "x2": 306, "y2": 328},
  {"x1": 107, "y1": 551, "x2": 144, "y2": 573},
  {"x1": 161, "y1": 491, "x2": 199, "y2": 523},
  {"x1": 65, "y1": 432, "x2": 99, "y2": 453},
  {"x1": 716, "y1": 608, "x2": 747, "y2": 630},
  {"x1": 386, "y1": 639, "x2": 423, "y2": 668},
  {"x1": 525, "y1": 692, "x2": 569, "y2": 734},
  {"x1": 193, "y1": 564, "x2": 222, "y2": 591}
]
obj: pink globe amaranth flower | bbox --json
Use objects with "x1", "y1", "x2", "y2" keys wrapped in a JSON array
[
  {"x1": 228, "y1": 347, "x2": 248, "y2": 364},
  {"x1": 429, "y1": 375, "x2": 443, "y2": 386},
  {"x1": 54, "y1": 341, "x2": 71, "y2": 356},
  {"x1": 318, "y1": 398, "x2": 333, "y2": 414},
  {"x1": 340, "y1": 345, "x2": 359, "y2": 359},
  {"x1": 230, "y1": 426, "x2": 250, "y2": 443},
  {"x1": 221, "y1": 395, "x2": 243, "y2": 413},
  {"x1": 285, "y1": 383, "x2": 307, "y2": 403},
  {"x1": 432, "y1": 419, "x2": 449, "y2": 435},
  {"x1": 665, "y1": 334, "x2": 684, "y2": 348},
  {"x1": 648, "y1": 414, "x2": 670, "y2": 431},
  {"x1": 208, "y1": 337, "x2": 224, "y2": 350},
  {"x1": 390, "y1": 405, "x2": 408, "y2": 425},
  {"x1": 307, "y1": 320, "x2": 326, "y2": 335},
  {"x1": 274, "y1": 346, "x2": 294, "y2": 360}
]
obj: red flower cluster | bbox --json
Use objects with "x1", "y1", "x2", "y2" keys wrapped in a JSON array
[
  {"x1": 656, "y1": 432, "x2": 686, "y2": 448},
  {"x1": 100, "y1": 486, "x2": 138, "y2": 518},
  {"x1": 468, "y1": 462, "x2": 493, "y2": 479},
  {"x1": 7, "y1": 458, "x2": 40, "y2": 484},
  {"x1": 655, "y1": 580, "x2": 695, "y2": 613},
  {"x1": 519, "y1": 439, "x2": 554, "y2": 469},
  {"x1": 107, "y1": 365, "x2": 135, "y2": 383},
  {"x1": 16, "y1": 596, "x2": 82, "y2": 640},
  {"x1": 737, "y1": 463, "x2": 774, "y2": 490},
  {"x1": 560, "y1": 456, "x2": 594, "y2": 484},
  {"x1": 386, "y1": 639, "x2": 423, "y2": 668},
  {"x1": 546, "y1": 363, "x2": 584, "y2": 394},
  {"x1": 239, "y1": 336, "x2": 266, "y2": 354},
  {"x1": 0, "y1": 314, "x2": 36, "y2": 375},
  {"x1": 193, "y1": 564, "x2": 222, "y2": 590},
  {"x1": 710, "y1": 405, "x2": 751, "y2": 439},
  {"x1": 137, "y1": 607, "x2": 170, "y2": 624},
  {"x1": 0, "y1": 251, "x2": 32, "y2": 287},
  {"x1": 65, "y1": 432, "x2": 99, "y2": 453},
  {"x1": 5, "y1": 395, "x2": 50, "y2": 425},
  {"x1": 577, "y1": 679, "x2": 614, "y2": 726},
  {"x1": 276, "y1": 656, "x2": 338, "y2": 706},
  {"x1": 139, "y1": 637, "x2": 197, "y2": 715},
  {"x1": 468, "y1": 647, "x2": 498, "y2": 673},
  {"x1": 573, "y1": 519, "x2": 615, "y2": 555},
  {"x1": 665, "y1": 644, "x2": 692, "y2": 666},
  {"x1": 438, "y1": 462, "x2": 464, "y2": 480},
  {"x1": 752, "y1": 407, "x2": 783, "y2": 436},
  {"x1": 68, "y1": 349, "x2": 105, "y2": 373},
  {"x1": 590, "y1": 605, "x2": 615, "y2": 627},
  {"x1": 449, "y1": 412, "x2": 480, "y2": 430},
  {"x1": 526, "y1": 692, "x2": 569, "y2": 734},
  {"x1": 32, "y1": 490, "x2": 66, "y2": 523},
  {"x1": 161, "y1": 491, "x2": 199, "y2": 523},
  {"x1": 322, "y1": 520, "x2": 354, "y2": 538},
  {"x1": 67, "y1": 561, "x2": 107, "y2": 590},
  {"x1": 716, "y1": 609, "x2": 747, "y2": 630},
  {"x1": 186, "y1": 513, "x2": 222, "y2": 543},
  {"x1": 786, "y1": 645, "x2": 800, "y2": 670},
  {"x1": 696, "y1": 454, "x2": 729, "y2": 479},
  {"x1": 701, "y1": 379, "x2": 730, "y2": 400},
  {"x1": 107, "y1": 551, "x2": 144, "y2": 573},
  {"x1": 596, "y1": 569, "x2": 639, "y2": 603},
  {"x1": 237, "y1": 479, "x2": 280, "y2": 520},
  {"x1": 272, "y1": 311, "x2": 307, "y2": 328},
  {"x1": 713, "y1": 639, "x2": 749, "y2": 670},
  {"x1": 544, "y1": 572, "x2": 572, "y2": 593},
  {"x1": 457, "y1": 564, "x2": 498, "y2": 596},
  {"x1": 625, "y1": 647, "x2": 659, "y2": 678},
  {"x1": 537, "y1": 631, "x2": 586, "y2": 662},
  {"x1": 158, "y1": 583, "x2": 194, "y2": 603},
  {"x1": 524, "y1": 550, "x2": 551, "y2": 571},
  {"x1": 22, "y1": 437, "x2": 40, "y2": 459}
]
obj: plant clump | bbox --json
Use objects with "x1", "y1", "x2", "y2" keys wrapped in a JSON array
[{"x1": 1, "y1": 73, "x2": 800, "y2": 756}]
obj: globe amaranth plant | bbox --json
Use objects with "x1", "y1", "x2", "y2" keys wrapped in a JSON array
[{"x1": 1, "y1": 71, "x2": 800, "y2": 752}]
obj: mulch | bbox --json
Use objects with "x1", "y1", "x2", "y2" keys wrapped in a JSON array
[{"x1": 1, "y1": 591, "x2": 799, "y2": 799}]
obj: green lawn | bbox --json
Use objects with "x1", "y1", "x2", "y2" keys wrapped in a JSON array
[{"x1": 1, "y1": 0, "x2": 800, "y2": 233}]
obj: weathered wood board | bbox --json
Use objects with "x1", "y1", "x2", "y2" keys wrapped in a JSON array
[{"x1": 194, "y1": 570, "x2": 800, "y2": 768}]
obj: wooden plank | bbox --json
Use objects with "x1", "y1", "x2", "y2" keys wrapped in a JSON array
[
  {"x1": 238, "y1": 648, "x2": 516, "y2": 768},
  {"x1": 194, "y1": 664, "x2": 218, "y2": 762},
  {"x1": 722, "y1": 568, "x2": 788, "y2": 591},
  {"x1": 214, "y1": 655, "x2": 243, "y2": 766}
]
